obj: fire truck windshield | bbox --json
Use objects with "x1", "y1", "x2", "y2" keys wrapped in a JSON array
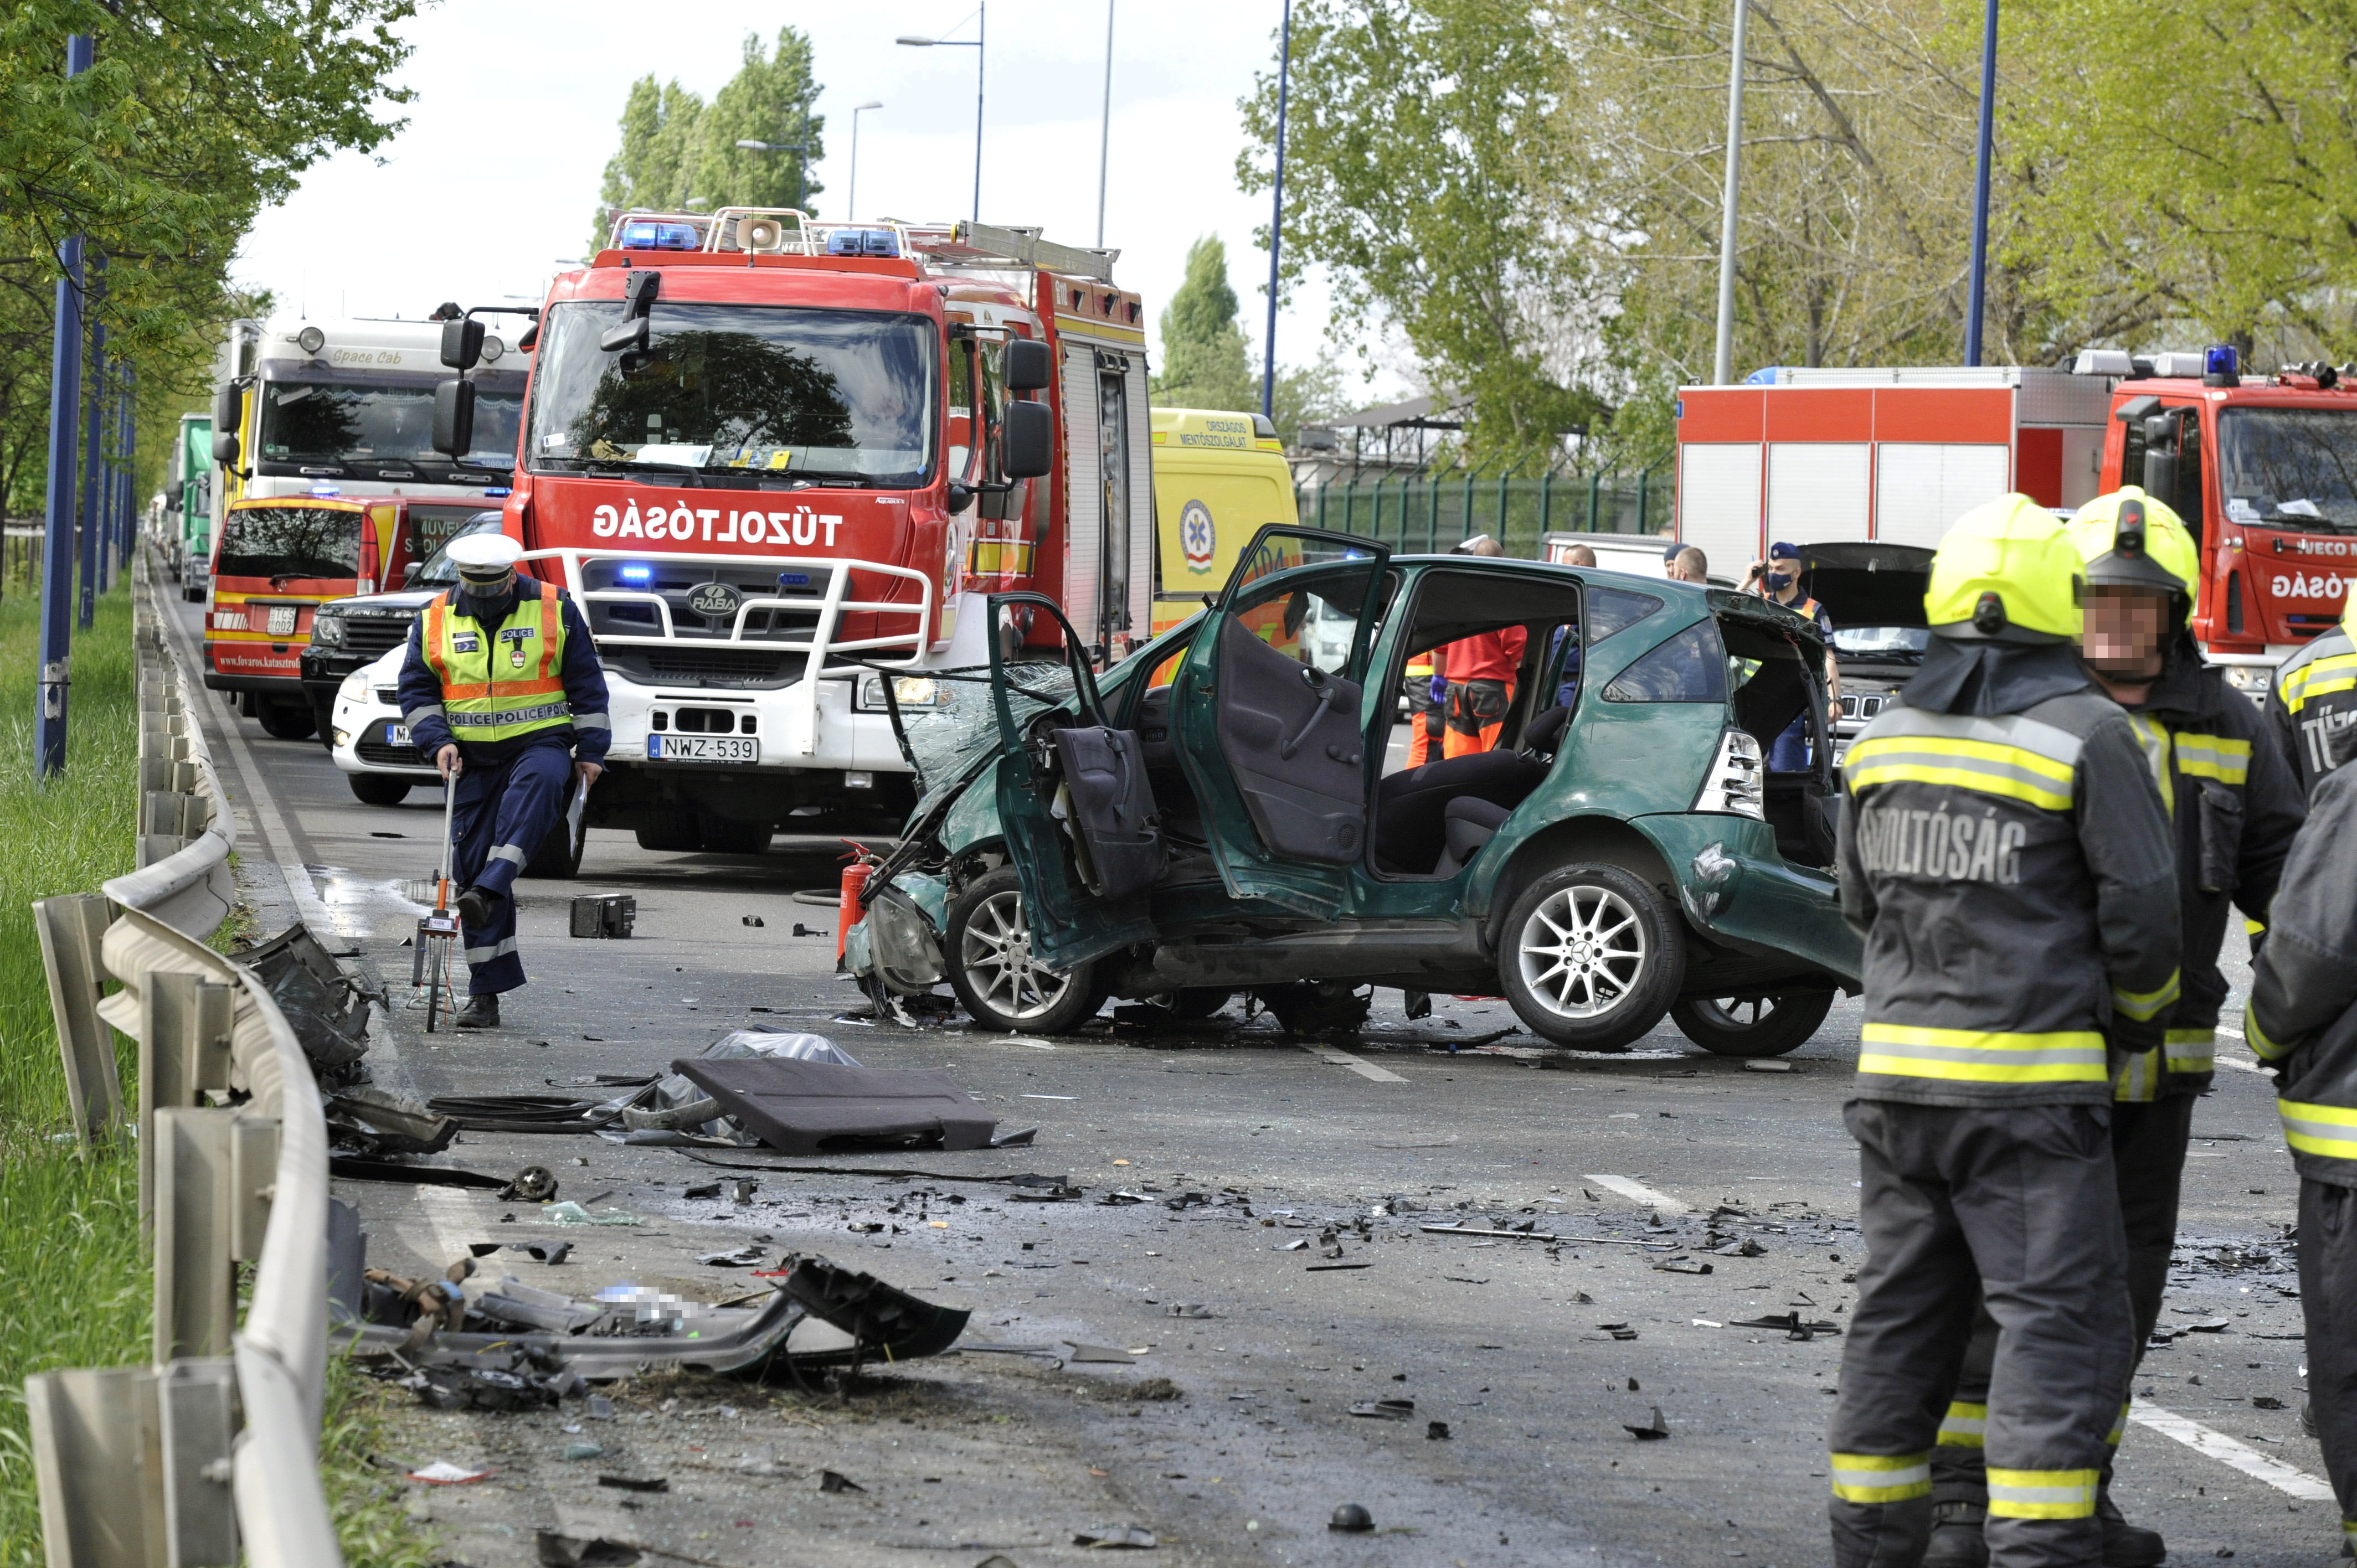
[
  {"x1": 525, "y1": 302, "x2": 935, "y2": 486},
  {"x1": 2218, "y1": 407, "x2": 2357, "y2": 534},
  {"x1": 257, "y1": 368, "x2": 523, "y2": 473}
]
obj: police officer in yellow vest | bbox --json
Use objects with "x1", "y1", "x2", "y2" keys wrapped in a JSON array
[
  {"x1": 397, "y1": 533, "x2": 610, "y2": 1029},
  {"x1": 1828, "y1": 495, "x2": 2180, "y2": 1568}
]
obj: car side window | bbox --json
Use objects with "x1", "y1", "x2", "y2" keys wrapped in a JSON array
[
  {"x1": 1587, "y1": 587, "x2": 1665, "y2": 643},
  {"x1": 1602, "y1": 621, "x2": 1730, "y2": 703},
  {"x1": 1228, "y1": 565, "x2": 1384, "y2": 682}
]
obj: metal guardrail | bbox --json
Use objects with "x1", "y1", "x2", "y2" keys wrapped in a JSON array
[{"x1": 27, "y1": 548, "x2": 341, "y2": 1567}]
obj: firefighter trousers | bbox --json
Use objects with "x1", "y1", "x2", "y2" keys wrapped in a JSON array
[
  {"x1": 1931, "y1": 1094, "x2": 2194, "y2": 1508},
  {"x1": 2298, "y1": 1177, "x2": 2357, "y2": 1541},
  {"x1": 1830, "y1": 1099, "x2": 2133, "y2": 1568},
  {"x1": 450, "y1": 742, "x2": 573, "y2": 996}
]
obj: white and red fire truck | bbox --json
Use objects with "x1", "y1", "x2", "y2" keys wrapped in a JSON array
[
  {"x1": 1673, "y1": 350, "x2": 2357, "y2": 692},
  {"x1": 442, "y1": 212, "x2": 1154, "y2": 853}
]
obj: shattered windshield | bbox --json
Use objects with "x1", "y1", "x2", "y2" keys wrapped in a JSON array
[{"x1": 892, "y1": 662, "x2": 1078, "y2": 813}]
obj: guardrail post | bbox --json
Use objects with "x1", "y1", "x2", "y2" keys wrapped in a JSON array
[
  {"x1": 154, "y1": 1108, "x2": 238, "y2": 1364},
  {"x1": 139, "y1": 973, "x2": 234, "y2": 1225},
  {"x1": 158, "y1": 1358, "x2": 239, "y2": 1567},
  {"x1": 25, "y1": 1364, "x2": 166, "y2": 1567},
  {"x1": 35, "y1": 892, "x2": 121, "y2": 1141}
]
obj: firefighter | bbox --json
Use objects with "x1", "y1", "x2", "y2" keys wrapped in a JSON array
[
  {"x1": 1921, "y1": 489, "x2": 2306, "y2": 1566},
  {"x1": 2266, "y1": 589, "x2": 2357, "y2": 795},
  {"x1": 2245, "y1": 757, "x2": 2357, "y2": 1557},
  {"x1": 399, "y1": 533, "x2": 610, "y2": 1029},
  {"x1": 1439, "y1": 535, "x2": 1527, "y2": 757},
  {"x1": 1829, "y1": 494, "x2": 2180, "y2": 1568}
]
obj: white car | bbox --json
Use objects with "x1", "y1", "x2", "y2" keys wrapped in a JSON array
[{"x1": 330, "y1": 646, "x2": 438, "y2": 806}]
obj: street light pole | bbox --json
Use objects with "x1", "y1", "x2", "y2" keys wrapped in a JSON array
[
  {"x1": 38, "y1": 31, "x2": 92, "y2": 779},
  {"x1": 1710, "y1": 0, "x2": 1749, "y2": 386},
  {"x1": 1964, "y1": 0, "x2": 1999, "y2": 366},
  {"x1": 79, "y1": 259, "x2": 106, "y2": 630},
  {"x1": 1262, "y1": 0, "x2": 1293, "y2": 422},
  {"x1": 896, "y1": 6, "x2": 985, "y2": 225},
  {"x1": 848, "y1": 101, "x2": 883, "y2": 223},
  {"x1": 1097, "y1": 0, "x2": 1115, "y2": 248}
]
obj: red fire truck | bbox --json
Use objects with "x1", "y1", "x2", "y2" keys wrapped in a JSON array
[
  {"x1": 1673, "y1": 349, "x2": 2357, "y2": 694},
  {"x1": 431, "y1": 213, "x2": 1154, "y2": 853}
]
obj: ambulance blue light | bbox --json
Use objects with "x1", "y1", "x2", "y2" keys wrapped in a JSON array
[
  {"x1": 483, "y1": 487, "x2": 511, "y2": 498},
  {"x1": 2206, "y1": 344, "x2": 2240, "y2": 379}
]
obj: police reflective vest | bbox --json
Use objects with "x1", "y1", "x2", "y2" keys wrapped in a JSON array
[
  {"x1": 1838, "y1": 690, "x2": 2181, "y2": 1103},
  {"x1": 2267, "y1": 617, "x2": 2357, "y2": 796},
  {"x1": 421, "y1": 581, "x2": 573, "y2": 745}
]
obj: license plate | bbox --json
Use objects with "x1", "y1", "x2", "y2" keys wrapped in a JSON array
[
  {"x1": 386, "y1": 723, "x2": 412, "y2": 747},
  {"x1": 648, "y1": 734, "x2": 760, "y2": 763},
  {"x1": 266, "y1": 606, "x2": 297, "y2": 637}
]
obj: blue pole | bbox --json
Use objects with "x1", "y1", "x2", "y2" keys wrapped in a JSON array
[
  {"x1": 78, "y1": 258, "x2": 106, "y2": 628},
  {"x1": 117, "y1": 374, "x2": 134, "y2": 575},
  {"x1": 1260, "y1": 0, "x2": 1292, "y2": 421},
  {"x1": 1964, "y1": 0, "x2": 1998, "y2": 367},
  {"x1": 37, "y1": 33, "x2": 92, "y2": 779}
]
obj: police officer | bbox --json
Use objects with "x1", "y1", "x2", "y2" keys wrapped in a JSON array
[
  {"x1": 1921, "y1": 489, "x2": 2306, "y2": 1566},
  {"x1": 1828, "y1": 494, "x2": 2180, "y2": 1568},
  {"x1": 398, "y1": 533, "x2": 610, "y2": 1029},
  {"x1": 2245, "y1": 755, "x2": 2357, "y2": 1557},
  {"x1": 1747, "y1": 541, "x2": 1843, "y2": 768},
  {"x1": 2267, "y1": 590, "x2": 2357, "y2": 793}
]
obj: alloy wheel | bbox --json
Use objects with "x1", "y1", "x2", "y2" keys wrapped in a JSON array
[
  {"x1": 1516, "y1": 883, "x2": 1648, "y2": 1019},
  {"x1": 959, "y1": 889, "x2": 1071, "y2": 1022}
]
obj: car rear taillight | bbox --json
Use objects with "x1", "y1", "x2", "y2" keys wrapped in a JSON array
[
  {"x1": 1693, "y1": 729, "x2": 1765, "y2": 819},
  {"x1": 210, "y1": 608, "x2": 246, "y2": 631}
]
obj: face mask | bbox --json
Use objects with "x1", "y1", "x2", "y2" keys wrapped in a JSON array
[{"x1": 1764, "y1": 571, "x2": 1794, "y2": 592}]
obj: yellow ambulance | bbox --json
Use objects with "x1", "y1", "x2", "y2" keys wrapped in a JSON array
[{"x1": 1149, "y1": 407, "x2": 1298, "y2": 634}]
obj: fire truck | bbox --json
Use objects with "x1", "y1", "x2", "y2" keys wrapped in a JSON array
[
  {"x1": 430, "y1": 212, "x2": 1153, "y2": 853},
  {"x1": 1674, "y1": 349, "x2": 2357, "y2": 694}
]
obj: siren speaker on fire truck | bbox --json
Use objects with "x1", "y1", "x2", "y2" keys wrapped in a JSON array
[{"x1": 742, "y1": 217, "x2": 789, "y2": 253}]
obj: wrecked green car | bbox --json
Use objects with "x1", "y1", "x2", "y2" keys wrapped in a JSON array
[{"x1": 846, "y1": 527, "x2": 1862, "y2": 1056}]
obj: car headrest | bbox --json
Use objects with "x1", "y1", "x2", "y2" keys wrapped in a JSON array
[{"x1": 1525, "y1": 705, "x2": 1571, "y2": 753}]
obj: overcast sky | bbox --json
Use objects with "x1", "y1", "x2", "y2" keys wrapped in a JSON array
[{"x1": 232, "y1": 1, "x2": 1401, "y2": 408}]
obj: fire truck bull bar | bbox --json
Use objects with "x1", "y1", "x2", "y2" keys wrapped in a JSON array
[{"x1": 521, "y1": 548, "x2": 932, "y2": 760}]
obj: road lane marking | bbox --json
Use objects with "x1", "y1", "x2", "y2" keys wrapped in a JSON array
[
  {"x1": 1297, "y1": 1044, "x2": 1407, "y2": 1083},
  {"x1": 2217, "y1": 1053, "x2": 2266, "y2": 1075},
  {"x1": 2128, "y1": 1401, "x2": 2334, "y2": 1500},
  {"x1": 1581, "y1": 1174, "x2": 1692, "y2": 1213}
]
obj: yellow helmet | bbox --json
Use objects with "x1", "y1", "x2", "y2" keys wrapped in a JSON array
[
  {"x1": 2067, "y1": 487, "x2": 2198, "y2": 627},
  {"x1": 1924, "y1": 493, "x2": 2084, "y2": 642}
]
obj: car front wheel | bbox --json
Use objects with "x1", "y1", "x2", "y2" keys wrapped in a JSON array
[
  {"x1": 945, "y1": 868, "x2": 1105, "y2": 1034},
  {"x1": 1497, "y1": 862, "x2": 1685, "y2": 1051},
  {"x1": 1670, "y1": 990, "x2": 1834, "y2": 1058}
]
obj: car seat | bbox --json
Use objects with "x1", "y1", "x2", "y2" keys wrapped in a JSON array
[
  {"x1": 1432, "y1": 797, "x2": 1512, "y2": 877},
  {"x1": 1373, "y1": 750, "x2": 1546, "y2": 874}
]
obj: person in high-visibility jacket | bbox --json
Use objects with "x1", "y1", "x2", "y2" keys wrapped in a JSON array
[
  {"x1": 1919, "y1": 489, "x2": 2306, "y2": 1567},
  {"x1": 1827, "y1": 494, "x2": 2180, "y2": 1568},
  {"x1": 2245, "y1": 759, "x2": 2357, "y2": 1557},
  {"x1": 396, "y1": 533, "x2": 610, "y2": 1029},
  {"x1": 2267, "y1": 589, "x2": 2357, "y2": 795},
  {"x1": 1403, "y1": 648, "x2": 1444, "y2": 767}
]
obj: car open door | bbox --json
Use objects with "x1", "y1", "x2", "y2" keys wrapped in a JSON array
[
  {"x1": 1168, "y1": 527, "x2": 1392, "y2": 918},
  {"x1": 986, "y1": 591, "x2": 1164, "y2": 971}
]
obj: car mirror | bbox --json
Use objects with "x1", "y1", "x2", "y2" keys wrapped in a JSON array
[
  {"x1": 210, "y1": 431, "x2": 240, "y2": 467},
  {"x1": 1000, "y1": 399, "x2": 1053, "y2": 479},
  {"x1": 432, "y1": 379, "x2": 477, "y2": 458},
  {"x1": 440, "y1": 317, "x2": 486, "y2": 371},
  {"x1": 403, "y1": 562, "x2": 423, "y2": 588},
  {"x1": 1003, "y1": 337, "x2": 1051, "y2": 391}
]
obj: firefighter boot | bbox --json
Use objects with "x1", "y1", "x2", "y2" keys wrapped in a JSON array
[
  {"x1": 455, "y1": 994, "x2": 500, "y2": 1030},
  {"x1": 1920, "y1": 1502, "x2": 1987, "y2": 1567},
  {"x1": 2097, "y1": 1493, "x2": 2164, "y2": 1567}
]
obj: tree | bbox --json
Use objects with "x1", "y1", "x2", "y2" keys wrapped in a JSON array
[
  {"x1": 1152, "y1": 236, "x2": 1258, "y2": 414},
  {"x1": 589, "y1": 29, "x2": 826, "y2": 251},
  {"x1": 1238, "y1": 0, "x2": 1605, "y2": 470}
]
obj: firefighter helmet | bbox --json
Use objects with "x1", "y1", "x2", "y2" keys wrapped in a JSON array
[
  {"x1": 1924, "y1": 494, "x2": 2084, "y2": 642},
  {"x1": 2068, "y1": 487, "x2": 2198, "y2": 627}
]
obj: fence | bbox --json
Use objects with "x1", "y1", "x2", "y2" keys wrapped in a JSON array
[
  {"x1": 1297, "y1": 466, "x2": 1669, "y2": 557},
  {"x1": 27, "y1": 546, "x2": 339, "y2": 1566}
]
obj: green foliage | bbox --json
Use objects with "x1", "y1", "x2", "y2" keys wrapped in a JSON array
[
  {"x1": 590, "y1": 28, "x2": 827, "y2": 251},
  {"x1": 320, "y1": 1360, "x2": 445, "y2": 1568},
  {"x1": 1152, "y1": 236, "x2": 1258, "y2": 415},
  {"x1": 1238, "y1": 0, "x2": 1604, "y2": 470}
]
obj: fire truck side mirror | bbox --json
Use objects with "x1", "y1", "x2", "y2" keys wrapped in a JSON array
[
  {"x1": 441, "y1": 317, "x2": 486, "y2": 371},
  {"x1": 1003, "y1": 337, "x2": 1052, "y2": 392},
  {"x1": 1000, "y1": 399, "x2": 1053, "y2": 479},
  {"x1": 433, "y1": 379, "x2": 477, "y2": 459}
]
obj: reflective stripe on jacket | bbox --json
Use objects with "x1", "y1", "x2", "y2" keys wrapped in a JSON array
[
  {"x1": 2247, "y1": 763, "x2": 2357, "y2": 1186},
  {"x1": 2267, "y1": 625, "x2": 2357, "y2": 797},
  {"x1": 2111, "y1": 659, "x2": 2305, "y2": 1101},
  {"x1": 1837, "y1": 690, "x2": 2181, "y2": 1108},
  {"x1": 422, "y1": 580, "x2": 572, "y2": 745}
]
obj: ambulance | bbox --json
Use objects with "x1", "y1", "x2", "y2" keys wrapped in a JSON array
[{"x1": 1147, "y1": 407, "x2": 1296, "y2": 633}]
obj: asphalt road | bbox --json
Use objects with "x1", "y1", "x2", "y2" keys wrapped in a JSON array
[{"x1": 169, "y1": 592, "x2": 2339, "y2": 1567}]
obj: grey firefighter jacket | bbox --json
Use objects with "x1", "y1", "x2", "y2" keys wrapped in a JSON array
[
  {"x1": 2245, "y1": 763, "x2": 2357, "y2": 1187},
  {"x1": 2112, "y1": 647, "x2": 2305, "y2": 1101},
  {"x1": 2265, "y1": 621, "x2": 2357, "y2": 797},
  {"x1": 1836, "y1": 639, "x2": 2181, "y2": 1108}
]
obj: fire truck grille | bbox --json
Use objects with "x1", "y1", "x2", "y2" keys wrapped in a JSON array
[{"x1": 604, "y1": 646, "x2": 801, "y2": 689}]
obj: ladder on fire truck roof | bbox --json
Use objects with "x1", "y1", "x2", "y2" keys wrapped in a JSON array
[{"x1": 603, "y1": 208, "x2": 1120, "y2": 283}]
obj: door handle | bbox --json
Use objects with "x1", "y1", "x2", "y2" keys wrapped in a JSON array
[{"x1": 1279, "y1": 684, "x2": 1339, "y2": 761}]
